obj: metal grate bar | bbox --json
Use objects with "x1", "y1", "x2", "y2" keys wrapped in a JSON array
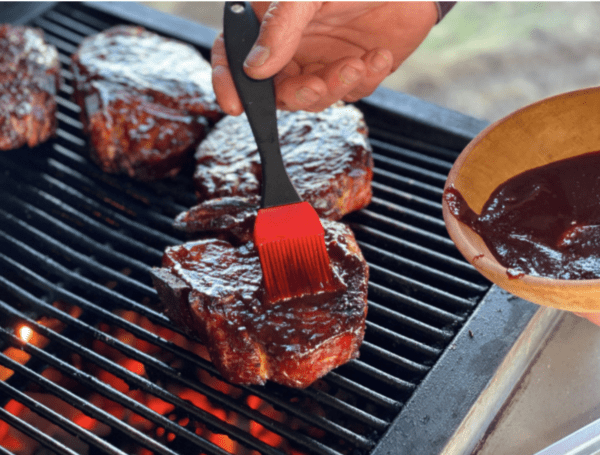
[
  {"x1": 351, "y1": 224, "x2": 481, "y2": 281},
  {"x1": 50, "y1": 141, "x2": 195, "y2": 211},
  {"x1": 368, "y1": 263, "x2": 475, "y2": 311},
  {"x1": 0, "y1": 379, "x2": 127, "y2": 455},
  {"x1": 1, "y1": 175, "x2": 162, "y2": 263},
  {"x1": 0, "y1": 345, "x2": 188, "y2": 455},
  {"x1": 56, "y1": 111, "x2": 83, "y2": 129},
  {"x1": 55, "y1": 127, "x2": 87, "y2": 147},
  {"x1": 325, "y1": 372, "x2": 401, "y2": 413},
  {"x1": 0, "y1": 154, "x2": 181, "y2": 248},
  {"x1": 0, "y1": 255, "x2": 383, "y2": 453},
  {"x1": 57, "y1": 52, "x2": 73, "y2": 67},
  {"x1": 1, "y1": 221, "x2": 409, "y2": 430},
  {"x1": 0, "y1": 304, "x2": 287, "y2": 455},
  {"x1": 364, "y1": 323, "x2": 440, "y2": 360},
  {"x1": 0, "y1": 442, "x2": 15, "y2": 455},
  {"x1": 23, "y1": 171, "x2": 178, "y2": 247},
  {"x1": 3, "y1": 194, "x2": 151, "y2": 276},
  {"x1": 49, "y1": 143, "x2": 194, "y2": 217},
  {"x1": 359, "y1": 242, "x2": 487, "y2": 296},
  {"x1": 360, "y1": 340, "x2": 431, "y2": 376},
  {"x1": 56, "y1": 95, "x2": 81, "y2": 112},
  {"x1": 366, "y1": 300, "x2": 454, "y2": 344},
  {"x1": 353, "y1": 209, "x2": 455, "y2": 253},
  {"x1": 0, "y1": 301, "x2": 355, "y2": 455},
  {"x1": 368, "y1": 197, "x2": 447, "y2": 236},
  {"x1": 370, "y1": 193, "x2": 445, "y2": 226},
  {"x1": 344, "y1": 360, "x2": 416, "y2": 393},
  {"x1": 0, "y1": 234, "x2": 174, "y2": 329},
  {"x1": 372, "y1": 167, "x2": 443, "y2": 201},
  {"x1": 0, "y1": 209, "x2": 156, "y2": 297},
  {"x1": 32, "y1": 16, "x2": 87, "y2": 45},
  {"x1": 46, "y1": 157, "x2": 180, "y2": 232},
  {"x1": 372, "y1": 153, "x2": 448, "y2": 186},
  {"x1": 0, "y1": 404, "x2": 79, "y2": 455},
  {"x1": 370, "y1": 138, "x2": 454, "y2": 173},
  {"x1": 299, "y1": 388, "x2": 389, "y2": 432},
  {"x1": 38, "y1": 30, "x2": 79, "y2": 54},
  {"x1": 59, "y1": 67, "x2": 75, "y2": 82},
  {"x1": 47, "y1": 146, "x2": 182, "y2": 229},
  {"x1": 55, "y1": 3, "x2": 116, "y2": 31},
  {"x1": 372, "y1": 181, "x2": 442, "y2": 216},
  {"x1": 0, "y1": 4, "x2": 498, "y2": 455},
  {"x1": 43, "y1": 9, "x2": 101, "y2": 36},
  {"x1": 367, "y1": 282, "x2": 464, "y2": 327},
  {"x1": 367, "y1": 127, "x2": 461, "y2": 163}
]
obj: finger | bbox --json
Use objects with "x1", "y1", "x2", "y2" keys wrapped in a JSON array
[
  {"x1": 244, "y1": 1, "x2": 322, "y2": 80},
  {"x1": 210, "y1": 33, "x2": 243, "y2": 115},
  {"x1": 574, "y1": 312, "x2": 600, "y2": 326},
  {"x1": 275, "y1": 74, "x2": 329, "y2": 111},
  {"x1": 312, "y1": 57, "x2": 367, "y2": 110},
  {"x1": 343, "y1": 48, "x2": 394, "y2": 102},
  {"x1": 276, "y1": 57, "x2": 367, "y2": 111}
]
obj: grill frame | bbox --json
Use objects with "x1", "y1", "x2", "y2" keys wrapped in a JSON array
[{"x1": 0, "y1": 2, "x2": 546, "y2": 454}]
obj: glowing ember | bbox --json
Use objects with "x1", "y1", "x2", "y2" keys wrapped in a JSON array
[
  {"x1": 1, "y1": 305, "x2": 329, "y2": 455},
  {"x1": 17, "y1": 326, "x2": 33, "y2": 343}
]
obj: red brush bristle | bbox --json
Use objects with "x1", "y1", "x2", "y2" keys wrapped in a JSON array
[{"x1": 254, "y1": 202, "x2": 336, "y2": 301}]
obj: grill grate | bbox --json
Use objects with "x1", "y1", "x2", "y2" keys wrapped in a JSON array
[{"x1": 0, "y1": 2, "x2": 498, "y2": 455}]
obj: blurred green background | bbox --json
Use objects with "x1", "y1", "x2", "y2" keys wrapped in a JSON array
[{"x1": 142, "y1": 2, "x2": 600, "y2": 123}]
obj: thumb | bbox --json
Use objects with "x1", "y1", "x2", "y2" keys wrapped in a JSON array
[{"x1": 244, "y1": 2, "x2": 322, "y2": 79}]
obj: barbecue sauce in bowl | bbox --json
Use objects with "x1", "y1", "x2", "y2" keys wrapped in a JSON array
[{"x1": 444, "y1": 150, "x2": 600, "y2": 280}]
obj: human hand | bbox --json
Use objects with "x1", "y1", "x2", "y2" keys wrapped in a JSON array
[
  {"x1": 575, "y1": 312, "x2": 600, "y2": 326},
  {"x1": 211, "y1": 1, "x2": 438, "y2": 114}
]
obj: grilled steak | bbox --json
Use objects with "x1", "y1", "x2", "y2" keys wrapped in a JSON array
[
  {"x1": 71, "y1": 25, "x2": 222, "y2": 181},
  {"x1": 174, "y1": 195, "x2": 260, "y2": 243},
  {"x1": 193, "y1": 103, "x2": 373, "y2": 220},
  {"x1": 0, "y1": 25, "x2": 60, "y2": 150},
  {"x1": 151, "y1": 219, "x2": 368, "y2": 388}
]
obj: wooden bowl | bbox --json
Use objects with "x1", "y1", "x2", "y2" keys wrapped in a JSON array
[{"x1": 443, "y1": 87, "x2": 600, "y2": 313}]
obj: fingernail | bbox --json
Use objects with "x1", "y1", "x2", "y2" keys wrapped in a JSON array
[
  {"x1": 244, "y1": 45, "x2": 270, "y2": 68},
  {"x1": 370, "y1": 51, "x2": 390, "y2": 72},
  {"x1": 340, "y1": 64, "x2": 361, "y2": 85},
  {"x1": 212, "y1": 65, "x2": 227, "y2": 77},
  {"x1": 296, "y1": 87, "x2": 320, "y2": 104}
]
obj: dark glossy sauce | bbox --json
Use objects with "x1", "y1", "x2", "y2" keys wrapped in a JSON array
[
  {"x1": 0, "y1": 25, "x2": 60, "y2": 150},
  {"x1": 72, "y1": 25, "x2": 220, "y2": 119},
  {"x1": 444, "y1": 151, "x2": 600, "y2": 279},
  {"x1": 70, "y1": 25, "x2": 223, "y2": 180},
  {"x1": 162, "y1": 220, "x2": 366, "y2": 358},
  {"x1": 193, "y1": 103, "x2": 373, "y2": 220}
]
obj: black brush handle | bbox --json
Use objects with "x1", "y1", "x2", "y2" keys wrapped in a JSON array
[{"x1": 223, "y1": 1, "x2": 301, "y2": 208}]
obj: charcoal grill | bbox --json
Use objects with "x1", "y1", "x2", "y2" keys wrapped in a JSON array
[{"x1": 0, "y1": 2, "x2": 560, "y2": 455}]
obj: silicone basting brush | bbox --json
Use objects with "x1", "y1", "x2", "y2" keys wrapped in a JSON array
[{"x1": 223, "y1": 1, "x2": 337, "y2": 301}]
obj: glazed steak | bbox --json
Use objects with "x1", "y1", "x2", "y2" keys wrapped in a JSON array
[
  {"x1": 0, "y1": 25, "x2": 60, "y2": 150},
  {"x1": 71, "y1": 25, "x2": 222, "y2": 181},
  {"x1": 173, "y1": 195, "x2": 260, "y2": 243},
  {"x1": 193, "y1": 103, "x2": 373, "y2": 220},
  {"x1": 150, "y1": 219, "x2": 368, "y2": 388}
]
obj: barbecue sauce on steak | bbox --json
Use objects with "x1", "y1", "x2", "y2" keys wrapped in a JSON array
[
  {"x1": 151, "y1": 220, "x2": 368, "y2": 388},
  {"x1": 174, "y1": 196, "x2": 260, "y2": 243},
  {"x1": 193, "y1": 104, "x2": 373, "y2": 220},
  {"x1": 71, "y1": 26, "x2": 223, "y2": 181},
  {"x1": 0, "y1": 25, "x2": 60, "y2": 150},
  {"x1": 444, "y1": 150, "x2": 600, "y2": 279}
]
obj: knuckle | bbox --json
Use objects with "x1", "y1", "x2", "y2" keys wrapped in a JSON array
[{"x1": 210, "y1": 36, "x2": 228, "y2": 67}]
